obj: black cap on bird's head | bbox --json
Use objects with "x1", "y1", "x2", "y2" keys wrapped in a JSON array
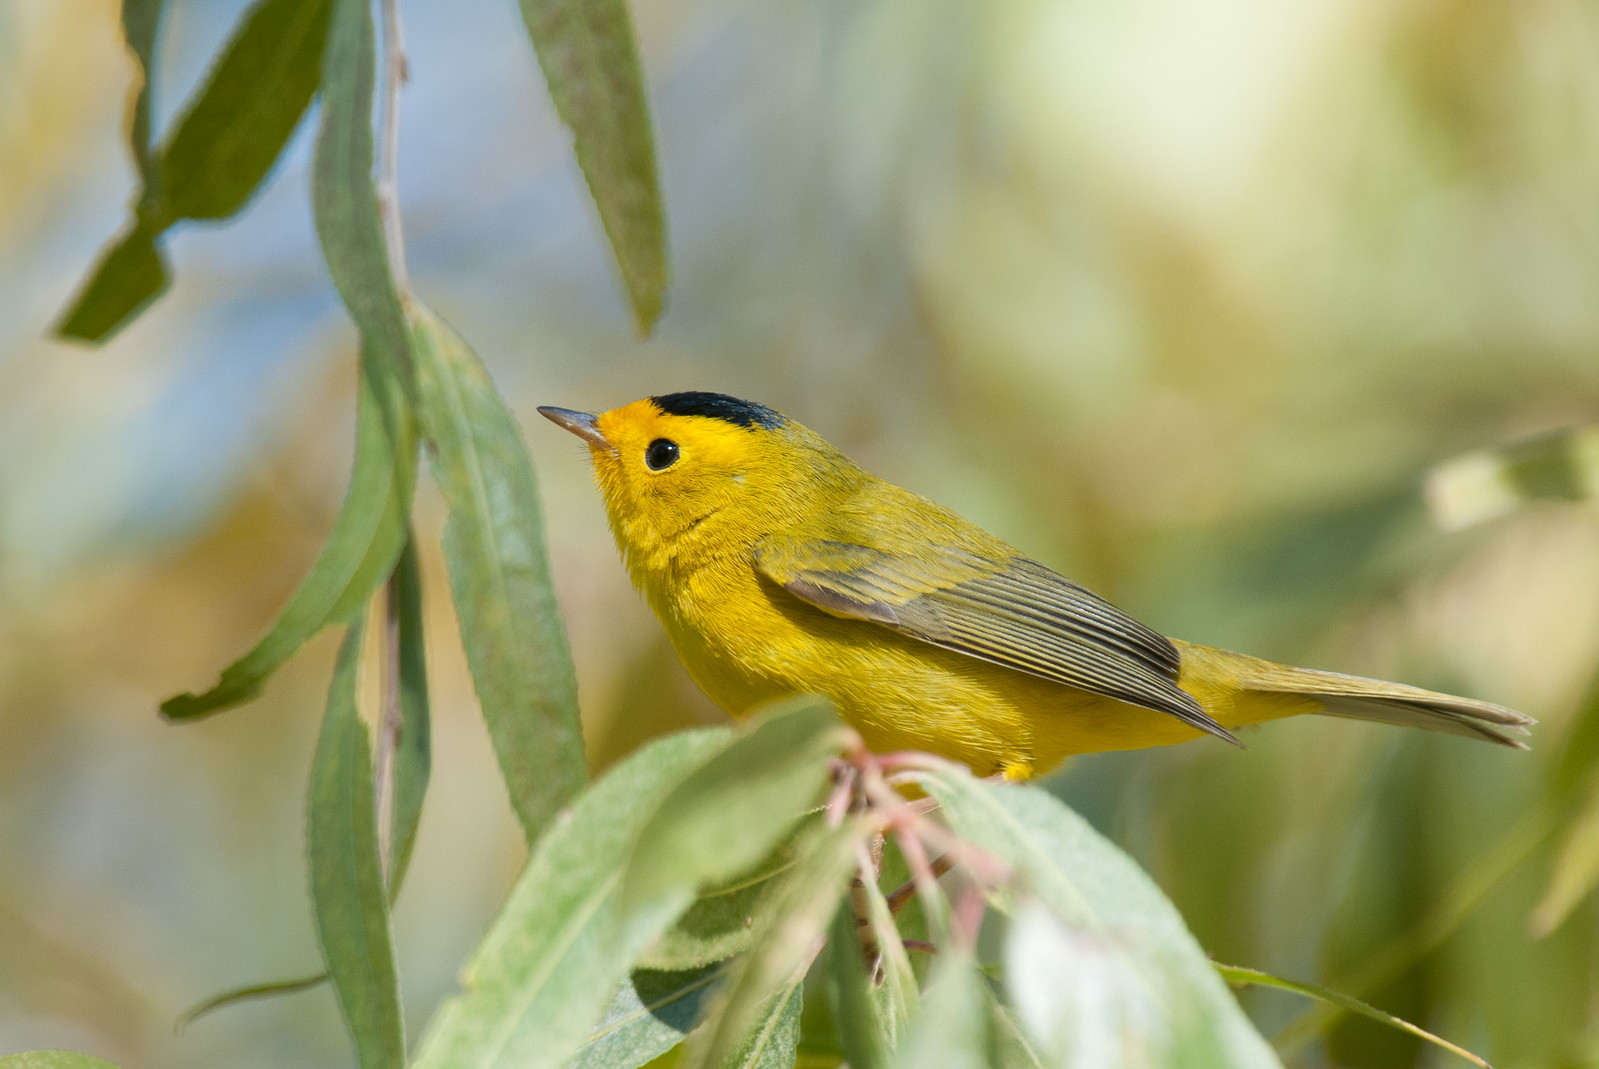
[
  {"x1": 647, "y1": 392, "x2": 786, "y2": 430},
  {"x1": 538, "y1": 393, "x2": 786, "y2": 449}
]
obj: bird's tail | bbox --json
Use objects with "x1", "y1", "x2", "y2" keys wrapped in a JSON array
[{"x1": 1175, "y1": 642, "x2": 1535, "y2": 748}]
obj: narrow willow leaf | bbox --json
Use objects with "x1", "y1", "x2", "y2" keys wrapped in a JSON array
[
  {"x1": 685, "y1": 820, "x2": 867, "y2": 1069},
  {"x1": 794, "y1": 965, "x2": 845, "y2": 1068},
  {"x1": 162, "y1": 362, "x2": 414, "y2": 720},
  {"x1": 58, "y1": 0, "x2": 334, "y2": 342},
  {"x1": 624, "y1": 698, "x2": 850, "y2": 910},
  {"x1": 1426, "y1": 425, "x2": 1599, "y2": 531},
  {"x1": 987, "y1": 994, "x2": 1047, "y2": 1069},
  {"x1": 1216, "y1": 965, "x2": 1490, "y2": 1068},
  {"x1": 888, "y1": 951, "x2": 990, "y2": 1069},
  {"x1": 162, "y1": 0, "x2": 333, "y2": 220},
  {"x1": 178, "y1": 971, "x2": 330, "y2": 1028},
  {"x1": 638, "y1": 827, "x2": 808, "y2": 972},
  {"x1": 1550, "y1": 665, "x2": 1599, "y2": 807},
  {"x1": 314, "y1": 0, "x2": 412, "y2": 384},
  {"x1": 0, "y1": 1055, "x2": 125, "y2": 1069},
  {"x1": 308, "y1": 625, "x2": 404, "y2": 1069},
  {"x1": 858, "y1": 854, "x2": 918, "y2": 1047},
  {"x1": 386, "y1": 531, "x2": 431, "y2": 894},
  {"x1": 1532, "y1": 778, "x2": 1599, "y2": 936},
  {"x1": 1006, "y1": 900, "x2": 1226, "y2": 1069},
  {"x1": 915, "y1": 767, "x2": 1282, "y2": 1069},
  {"x1": 569, "y1": 965, "x2": 724, "y2": 1069},
  {"x1": 516, "y1": 0, "x2": 666, "y2": 331},
  {"x1": 410, "y1": 305, "x2": 584, "y2": 841},
  {"x1": 56, "y1": 0, "x2": 168, "y2": 341},
  {"x1": 714, "y1": 979, "x2": 803, "y2": 1069},
  {"x1": 175, "y1": 530, "x2": 427, "y2": 1029},
  {"x1": 55, "y1": 216, "x2": 169, "y2": 342},
  {"x1": 827, "y1": 902, "x2": 887, "y2": 1069},
  {"x1": 413, "y1": 728, "x2": 732, "y2": 1069}
]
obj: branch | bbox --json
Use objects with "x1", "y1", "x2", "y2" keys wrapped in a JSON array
[
  {"x1": 377, "y1": 0, "x2": 409, "y2": 296},
  {"x1": 372, "y1": 0, "x2": 409, "y2": 882}
]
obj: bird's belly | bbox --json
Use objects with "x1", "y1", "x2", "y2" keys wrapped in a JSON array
[
  {"x1": 660, "y1": 569, "x2": 1171, "y2": 776},
  {"x1": 655, "y1": 565, "x2": 1271, "y2": 778}
]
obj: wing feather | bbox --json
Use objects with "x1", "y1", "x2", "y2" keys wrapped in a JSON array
[{"x1": 753, "y1": 538, "x2": 1238, "y2": 745}]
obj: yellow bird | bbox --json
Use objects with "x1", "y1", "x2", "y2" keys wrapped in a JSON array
[{"x1": 541, "y1": 392, "x2": 1532, "y2": 780}]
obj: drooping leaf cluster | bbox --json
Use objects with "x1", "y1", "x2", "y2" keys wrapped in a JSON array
[{"x1": 414, "y1": 700, "x2": 1277, "y2": 1069}]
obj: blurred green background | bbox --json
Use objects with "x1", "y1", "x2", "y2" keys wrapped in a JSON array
[{"x1": 4, "y1": 0, "x2": 1599, "y2": 1065}]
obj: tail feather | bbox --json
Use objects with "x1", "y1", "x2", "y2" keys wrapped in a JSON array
[{"x1": 1236, "y1": 660, "x2": 1534, "y2": 749}]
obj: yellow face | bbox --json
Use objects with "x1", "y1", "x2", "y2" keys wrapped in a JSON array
[{"x1": 540, "y1": 392, "x2": 850, "y2": 579}]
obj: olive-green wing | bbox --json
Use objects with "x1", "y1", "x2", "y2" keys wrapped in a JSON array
[{"x1": 752, "y1": 537, "x2": 1238, "y2": 745}]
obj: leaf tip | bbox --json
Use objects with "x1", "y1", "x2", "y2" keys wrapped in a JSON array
[
  {"x1": 52, "y1": 219, "x2": 171, "y2": 344},
  {"x1": 626, "y1": 273, "x2": 666, "y2": 337},
  {"x1": 160, "y1": 683, "x2": 258, "y2": 722}
]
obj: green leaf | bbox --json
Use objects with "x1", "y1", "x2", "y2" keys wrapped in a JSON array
[
  {"x1": 914, "y1": 767, "x2": 1281, "y2": 1069},
  {"x1": 887, "y1": 951, "x2": 990, "y2": 1069},
  {"x1": 1216, "y1": 964, "x2": 1490, "y2": 1068},
  {"x1": 1004, "y1": 900, "x2": 1228, "y2": 1068},
  {"x1": 858, "y1": 853, "x2": 918, "y2": 1049},
  {"x1": 308, "y1": 625, "x2": 404, "y2": 1069},
  {"x1": 409, "y1": 305, "x2": 584, "y2": 842},
  {"x1": 161, "y1": 361, "x2": 414, "y2": 720},
  {"x1": 516, "y1": 0, "x2": 666, "y2": 332},
  {"x1": 624, "y1": 698, "x2": 850, "y2": 910},
  {"x1": 314, "y1": 0, "x2": 412, "y2": 386},
  {"x1": 570, "y1": 965, "x2": 725, "y2": 1069},
  {"x1": 986, "y1": 995, "x2": 1046, "y2": 1069},
  {"x1": 174, "y1": 530, "x2": 428, "y2": 1029},
  {"x1": 57, "y1": 0, "x2": 334, "y2": 342},
  {"x1": 684, "y1": 819, "x2": 867, "y2": 1069},
  {"x1": 55, "y1": 0, "x2": 167, "y2": 342},
  {"x1": 412, "y1": 728, "x2": 732, "y2": 1069},
  {"x1": 162, "y1": 0, "x2": 333, "y2": 220},
  {"x1": 54, "y1": 216, "x2": 169, "y2": 342},
  {"x1": 1426, "y1": 425, "x2": 1599, "y2": 530},
  {"x1": 712, "y1": 979, "x2": 804, "y2": 1069},
  {"x1": 386, "y1": 531, "x2": 431, "y2": 894},
  {"x1": 638, "y1": 830, "x2": 807, "y2": 972},
  {"x1": 826, "y1": 901, "x2": 887, "y2": 1069},
  {"x1": 1532, "y1": 776, "x2": 1599, "y2": 937},
  {"x1": 0, "y1": 1055, "x2": 125, "y2": 1069},
  {"x1": 1549, "y1": 664, "x2": 1599, "y2": 808}
]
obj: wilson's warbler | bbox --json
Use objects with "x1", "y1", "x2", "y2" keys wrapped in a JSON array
[{"x1": 541, "y1": 392, "x2": 1532, "y2": 779}]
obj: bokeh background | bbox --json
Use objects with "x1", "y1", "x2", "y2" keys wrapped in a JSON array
[{"x1": 5, "y1": 0, "x2": 1599, "y2": 1065}]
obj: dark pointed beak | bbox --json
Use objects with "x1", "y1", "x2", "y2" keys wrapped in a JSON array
[{"x1": 538, "y1": 406, "x2": 612, "y2": 451}]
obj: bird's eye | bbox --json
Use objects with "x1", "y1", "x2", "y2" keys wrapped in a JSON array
[{"x1": 645, "y1": 438, "x2": 680, "y2": 471}]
